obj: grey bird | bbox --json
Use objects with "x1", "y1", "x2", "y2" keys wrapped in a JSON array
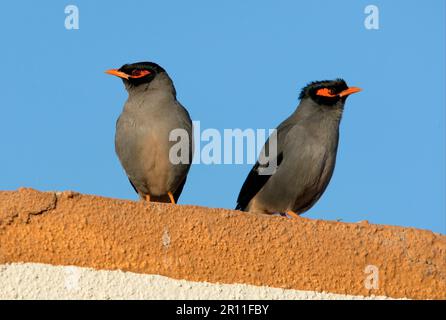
[
  {"x1": 235, "y1": 79, "x2": 361, "y2": 217},
  {"x1": 106, "y1": 62, "x2": 192, "y2": 204}
]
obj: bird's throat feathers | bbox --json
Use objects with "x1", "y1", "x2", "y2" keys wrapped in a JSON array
[
  {"x1": 295, "y1": 98, "x2": 345, "y2": 125},
  {"x1": 125, "y1": 72, "x2": 177, "y2": 99}
]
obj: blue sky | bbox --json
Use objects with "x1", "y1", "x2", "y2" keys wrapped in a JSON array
[{"x1": 0, "y1": 1, "x2": 444, "y2": 233}]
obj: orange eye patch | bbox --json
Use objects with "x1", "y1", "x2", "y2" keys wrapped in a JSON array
[
  {"x1": 316, "y1": 88, "x2": 337, "y2": 97},
  {"x1": 130, "y1": 69, "x2": 151, "y2": 79}
]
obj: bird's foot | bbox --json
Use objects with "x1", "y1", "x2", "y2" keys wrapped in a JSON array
[
  {"x1": 168, "y1": 192, "x2": 176, "y2": 204},
  {"x1": 145, "y1": 194, "x2": 151, "y2": 202},
  {"x1": 286, "y1": 211, "x2": 300, "y2": 218},
  {"x1": 272, "y1": 211, "x2": 300, "y2": 218}
]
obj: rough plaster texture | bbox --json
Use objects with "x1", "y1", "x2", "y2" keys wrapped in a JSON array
[
  {"x1": 0, "y1": 263, "x2": 401, "y2": 300},
  {"x1": 0, "y1": 188, "x2": 444, "y2": 299}
]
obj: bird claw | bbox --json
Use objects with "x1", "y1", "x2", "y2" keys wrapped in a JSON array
[
  {"x1": 286, "y1": 211, "x2": 300, "y2": 219},
  {"x1": 272, "y1": 212, "x2": 299, "y2": 219},
  {"x1": 168, "y1": 192, "x2": 176, "y2": 205}
]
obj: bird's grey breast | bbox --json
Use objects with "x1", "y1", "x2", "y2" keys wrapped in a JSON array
[
  {"x1": 253, "y1": 122, "x2": 339, "y2": 213},
  {"x1": 115, "y1": 93, "x2": 192, "y2": 196},
  {"x1": 285, "y1": 121, "x2": 339, "y2": 212}
]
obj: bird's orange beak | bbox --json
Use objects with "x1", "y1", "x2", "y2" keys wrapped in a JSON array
[
  {"x1": 338, "y1": 86, "x2": 362, "y2": 97},
  {"x1": 105, "y1": 68, "x2": 151, "y2": 79},
  {"x1": 105, "y1": 69, "x2": 130, "y2": 80}
]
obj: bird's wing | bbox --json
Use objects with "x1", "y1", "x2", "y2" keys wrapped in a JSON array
[
  {"x1": 128, "y1": 177, "x2": 138, "y2": 194},
  {"x1": 235, "y1": 121, "x2": 294, "y2": 210},
  {"x1": 173, "y1": 175, "x2": 188, "y2": 202}
]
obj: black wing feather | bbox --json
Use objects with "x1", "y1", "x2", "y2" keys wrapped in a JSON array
[
  {"x1": 235, "y1": 117, "x2": 297, "y2": 211},
  {"x1": 173, "y1": 176, "x2": 187, "y2": 203},
  {"x1": 235, "y1": 153, "x2": 283, "y2": 210},
  {"x1": 128, "y1": 178, "x2": 139, "y2": 195}
]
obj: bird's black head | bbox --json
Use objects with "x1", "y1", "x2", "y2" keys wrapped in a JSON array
[
  {"x1": 105, "y1": 61, "x2": 166, "y2": 86},
  {"x1": 299, "y1": 79, "x2": 361, "y2": 106}
]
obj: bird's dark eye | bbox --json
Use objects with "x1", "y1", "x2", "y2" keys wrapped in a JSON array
[{"x1": 132, "y1": 70, "x2": 142, "y2": 76}]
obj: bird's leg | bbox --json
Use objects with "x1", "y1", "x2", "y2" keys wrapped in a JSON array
[
  {"x1": 286, "y1": 211, "x2": 300, "y2": 218},
  {"x1": 145, "y1": 194, "x2": 151, "y2": 202},
  {"x1": 168, "y1": 192, "x2": 176, "y2": 204}
]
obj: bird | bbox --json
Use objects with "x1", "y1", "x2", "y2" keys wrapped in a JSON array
[
  {"x1": 106, "y1": 61, "x2": 192, "y2": 204},
  {"x1": 235, "y1": 79, "x2": 361, "y2": 217}
]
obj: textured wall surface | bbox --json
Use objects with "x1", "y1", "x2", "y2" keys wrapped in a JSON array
[
  {"x1": 0, "y1": 188, "x2": 445, "y2": 299},
  {"x1": 0, "y1": 263, "x2": 399, "y2": 300}
]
